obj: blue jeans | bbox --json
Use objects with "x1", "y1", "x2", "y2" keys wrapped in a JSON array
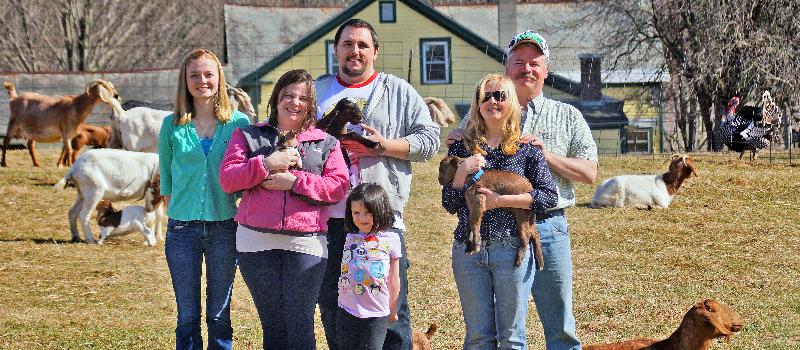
[
  {"x1": 238, "y1": 249, "x2": 326, "y2": 350},
  {"x1": 452, "y1": 236, "x2": 535, "y2": 350},
  {"x1": 531, "y1": 214, "x2": 581, "y2": 350},
  {"x1": 164, "y1": 219, "x2": 238, "y2": 350},
  {"x1": 320, "y1": 219, "x2": 412, "y2": 350}
]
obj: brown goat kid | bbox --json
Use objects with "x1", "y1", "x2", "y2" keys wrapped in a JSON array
[
  {"x1": 438, "y1": 155, "x2": 543, "y2": 269},
  {"x1": 58, "y1": 124, "x2": 111, "y2": 167},
  {"x1": 2, "y1": 80, "x2": 122, "y2": 167},
  {"x1": 411, "y1": 323, "x2": 438, "y2": 350},
  {"x1": 584, "y1": 299, "x2": 744, "y2": 350},
  {"x1": 316, "y1": 98, "x2": 380, "y2": 149}
]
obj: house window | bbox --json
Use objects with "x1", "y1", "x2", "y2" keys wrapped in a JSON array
[
  {"x1": 325, "y1": 40, "x2": 339, "y2": 75},
  {"x1": 420, "y1": 39, "x2": 451, "y2": 84},
  {"x1": 380, "y1": 1, "x2": 396, "y2": 23},
  {"x1": 626, "y1": 128, "x2": 652, "y2": 153}
]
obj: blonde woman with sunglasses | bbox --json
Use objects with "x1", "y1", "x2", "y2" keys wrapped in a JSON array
[{"x1": 441, "y1": 73, "x2": 558, "y2": 349}]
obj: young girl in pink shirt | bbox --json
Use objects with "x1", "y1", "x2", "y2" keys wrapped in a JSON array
[{"x1": 336, "y1": 183, "x2": 402, "y2": 349}]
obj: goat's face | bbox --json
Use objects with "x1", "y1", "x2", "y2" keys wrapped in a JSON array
[
  {"x1": 669, "y1": 154, "x2": 697, "y2": 179},
  {"x1": 438, "y1": 156, "x2": 462, "y2": 186},
  {"x1": 318, "y1": 98, "x2": 365, "y2": 135},
  {"x1": 690, "y1": 298, "x2": 744, "y2": 341},
  {"x1": 277, "y1": 130, "x2": 299, "y2": 150},
  {"x1": 96, "y1": 200, "x2": 121, "y2": 227},
  {"x1": 226, "y1": 84, "x2": 257, "y2": 119},
  {"x1": 144, "y1": 173, "x2": 163, "y2": 212}
]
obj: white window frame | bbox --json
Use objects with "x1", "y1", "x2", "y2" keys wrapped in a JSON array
[
  {"x1": 421, "y1": 39, "x2": 450, "y2": 84},
  {"x1": 326, "y1": 41, "x2": 339, "y2": 75}
]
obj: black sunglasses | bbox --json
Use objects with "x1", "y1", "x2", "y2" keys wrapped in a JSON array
[{"x1": 480, "y1": 90, "x2": 507, "y2": 103}]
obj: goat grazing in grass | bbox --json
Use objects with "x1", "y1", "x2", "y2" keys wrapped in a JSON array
[
  {"x1": 584, "y1": 298, "x2": 743, "y2": 350},
  {"x1": 2, "y1": 80, "x2": 122, "y2": 168},
  {"x1": 591, "y1": 154, "x2": 697, "y2": 209},
  {"x1": 58, "y1": 124, "x2": 111, "y2": 167},
  {"x1": 438, "y1": 155, "x2": 543, "y2": 269},
  {"x1": 52, "y1": 148, "x2": 160, "y2": 243}
]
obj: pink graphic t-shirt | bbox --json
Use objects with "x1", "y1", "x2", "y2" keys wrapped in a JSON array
[{"x1": 337, "y1": 230, "x2": 402, "y2": 318}]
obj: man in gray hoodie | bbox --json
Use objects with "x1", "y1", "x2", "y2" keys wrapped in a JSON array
[{"x1": 316, "y1": 18, "x2": 440, "y2": 350}]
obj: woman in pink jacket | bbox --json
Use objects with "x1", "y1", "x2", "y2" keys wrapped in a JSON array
[{"x1": 219, "y1": 69, "x2": 349, "y2": 349}]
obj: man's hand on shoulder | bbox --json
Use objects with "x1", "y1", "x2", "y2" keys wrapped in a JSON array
[{"x1": 446, "y1": 128, "x2": 464, "y2": 145}]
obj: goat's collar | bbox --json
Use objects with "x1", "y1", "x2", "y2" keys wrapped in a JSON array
[{"x1": 464, "y1": 169, "x2": 485, "y2": 190}]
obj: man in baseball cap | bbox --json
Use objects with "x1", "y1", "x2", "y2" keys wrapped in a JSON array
[{"x1": 449, "y1": 30, "x2": 597, "y2": 349}]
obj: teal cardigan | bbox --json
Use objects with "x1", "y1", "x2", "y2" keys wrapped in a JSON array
[{"x1": 158, "y1": 111, "x2": 250, "y2": 221}]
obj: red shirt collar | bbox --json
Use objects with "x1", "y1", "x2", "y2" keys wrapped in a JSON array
[{"x1": 335, "y1": 71, "x2": 379, "y2": 88}]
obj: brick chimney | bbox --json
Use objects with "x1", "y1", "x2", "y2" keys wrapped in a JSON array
[
  {"x1": 498, "y1": 0, "x2": 517, "y2": 47},
  {"x1": 579, "y1": 53, "x2": 603, "y2": 101}
]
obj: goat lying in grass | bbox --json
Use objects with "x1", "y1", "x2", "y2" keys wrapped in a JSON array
[
  {"x1": 52, "y1": 148, "x2": 160, "y2": 243},
  {"x1": 411, "y1": 323, "x2": 438, "y2": 350},
  {"x1": 2, "y1": 80, "x2": 122, "y2": 167},
  {"x1": 438, "y1": 155, "x2": 543, "y2": 269},
  {"x1": 58, "y1": 124, "x2": 111, "y2": 167},
  {"x1": 591, "y1": 154, "x2": 697, "y2": 209},
  {"x1": 95, "y1": 199, "x2": 164, "y2": 246},
  {"x1": 584, "y1": 298, "x2": 743, "y2": 350}
]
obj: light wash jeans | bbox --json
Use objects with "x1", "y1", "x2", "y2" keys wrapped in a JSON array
[
  {"x1": 531, "y1": 214, "x2": 581, "y2": 350},
  {"x1": 164, "y1": 219, "x2": 238, "y2": 350},
  {"x1": 452, "y1": 236, "x2": 535, "y2": 350}
]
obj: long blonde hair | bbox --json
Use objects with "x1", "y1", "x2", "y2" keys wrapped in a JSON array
[
  {"x1": 173, "y1": 48, "x2": 233, "y2": 125},
  {"x1": 463, "y1": 73, "x2": 521, "y2": 156}
]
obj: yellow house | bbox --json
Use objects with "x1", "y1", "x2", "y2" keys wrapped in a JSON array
[
  {"x1": 238, "y1": 0, "x2": 583, "y2": 117},
  {"x1": 236, "y1": 0, "x2": 629, "y2": 152}
]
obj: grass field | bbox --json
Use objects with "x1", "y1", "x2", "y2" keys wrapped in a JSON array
[{"x1": 1, "y1": 147, "x2": 799, "y2": 349}]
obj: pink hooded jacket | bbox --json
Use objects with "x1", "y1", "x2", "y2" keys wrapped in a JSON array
[{"x1": 219, "y1": 125, "x2": 349, "y2": 234}]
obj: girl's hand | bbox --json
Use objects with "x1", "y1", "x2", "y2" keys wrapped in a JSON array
[
  {"x1": 477, "y1": 187, "x2": 502, "y2": 210},
  {"x1": 388, "y1": 312, "x2": 398, "y2": 322},
  {"x1": 260, "y1": 172, "x2": 297, "y2": 191},
  {"x1": 263, "y1": 151, "x2": 298, "y2": 172},
  {"x1": 458, "y1": 154, "x2": 486, "y2": 174}
]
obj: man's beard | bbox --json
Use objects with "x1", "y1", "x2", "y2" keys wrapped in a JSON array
[{"x1": 342, "y1": 58, "x2": 366, "y2": 77}]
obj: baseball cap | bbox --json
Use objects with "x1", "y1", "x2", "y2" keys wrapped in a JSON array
[{"x1": 505, "y1": 30, "x2": 549, "y2": 61}]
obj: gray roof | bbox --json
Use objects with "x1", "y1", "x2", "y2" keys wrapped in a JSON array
[{"x1": 224, "y1": 4, "x2": 340, "y2": 83}]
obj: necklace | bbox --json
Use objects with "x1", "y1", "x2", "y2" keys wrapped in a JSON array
[{"x1": 194, "y1": 119, "x2": 216, "y2": 139}]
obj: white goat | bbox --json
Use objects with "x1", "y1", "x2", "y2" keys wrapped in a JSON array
[
  {"x1": 2, "y1": 80, "x2": 123, "y2": 167},
  {"x1": 52, "y1": 148, "x2": 161, "y2": 243},
  {"x1": 591, "y1": 155, "x2": 698, "y2": 209},
  {"x1": 108, "y1": 106, "x2": 171, "y2": 153}
]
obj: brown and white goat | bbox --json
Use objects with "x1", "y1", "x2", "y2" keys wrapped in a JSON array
[
  {"x1": 438, "y1": 155, "x2": 543, "y2": 269},
  {"x1": 425, "y1": 96, "x2": 456, "y2": 128},
  {"x1": 591, "y1": 154, "x2": 697, "y2": 209},
  {"x1": 58, "y1": 124, "x2": 111, "y2": 167},
  {"x1": 584, "y1": 298, "x2": 744, "y2": 350},
  {"x1": 2, "y1": 80, "x2": 122, "y2": 167}
]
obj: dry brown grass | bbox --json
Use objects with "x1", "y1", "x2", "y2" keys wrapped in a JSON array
[{"x1": 1, "y1": 148, "x2": 799, "y2": 349}]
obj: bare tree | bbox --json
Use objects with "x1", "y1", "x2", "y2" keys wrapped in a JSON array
[
  {"x1": 573, "y1": 0, "x2": 800, "y2": 152},
  {"x1": 0, "y1": 0, "x2": 223, "y2": 72}
]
